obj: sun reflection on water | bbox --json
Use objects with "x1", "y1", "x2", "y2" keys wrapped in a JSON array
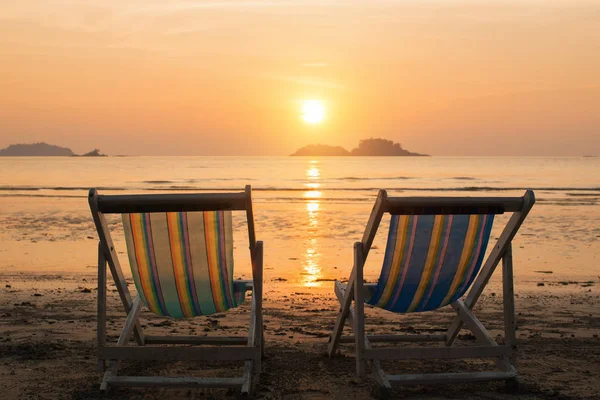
[{"x1": 302, "y1": 161, "x2": 323, "y2": 287}]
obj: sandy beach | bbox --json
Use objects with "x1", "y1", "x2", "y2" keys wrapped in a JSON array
[
  {"x1": 2, "y1": 0, "x2": 600, "y2": 395},
  {"x1": 1, "y1": 157, "x2": 599, "y2": 399},
  {"x1": 1, "y1": 272, "x2": 599, "y2": 399}
]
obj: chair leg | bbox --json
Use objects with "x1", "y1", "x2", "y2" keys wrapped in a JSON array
[
  {"x1": 334, "y1": 281, "x2": 392, "y2": 391},
  {"x1": 502, "y1": 243, "x2": 517, "y2": 368},
  {"x1": 353, "y1": 243, "x2": 366, "y2": 377},
  {"x1": 328, "y1": 279, "x2": 354, "y2": 357}
]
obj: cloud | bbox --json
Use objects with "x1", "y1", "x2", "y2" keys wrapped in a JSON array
[{"x1": 270, "y1": 75, "x2": 346, "y2": 90}]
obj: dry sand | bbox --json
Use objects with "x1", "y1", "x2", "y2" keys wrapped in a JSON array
[{"x1": 1, "y1": 273, "x2": 599, "y2": 400}]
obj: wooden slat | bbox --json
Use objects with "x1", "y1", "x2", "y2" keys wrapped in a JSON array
[
  {"x1": 387, "y1": 370, "x2": 516, "y2": 386},
  {"x1": 100, "y1": 346, "x2": 260, "y2": 361},
  {"x1": 503, "y1": 243, "x2": 517, "y2": 366},
  {"x1": 354, "y1": 243, "x2": 366, "y2": 377},
  {"x1": 241, "y1": 363, "x2": 252, "y2": 395},
  {"x1": 245, "y1": 185, "x2": 257, "y2": 260},
  {"x1": 107, "y1": 376, "x2": 244, "y2": 388},
  {"x1": 117, "y1": 296, "x2": 142, "y2": 346},
  {"x1": 97, "y1": 243, "x2": 106, "y2": 348},
  {"x1": 451, "y1": 300, "x2": 496, "y2": 346},
  {"x1": 364, "y1": 345, "x2": 509, "y2": 361},
  {"x1": 360, "y1": 189, "x2": 388, "y2": 257},
  {"x1": 385, "y1": 195, "x2": 526, "y2": 215},
  {"x1": 144, "y1": 336, "x2": 248, "y2": 345},
  {"x1": 97, "y1": 242, "x2": 107, "y2": 373},
  {"x1": 339, "y1": 334, "x2": 446, "y2": 343},
  {"x1": 95, "y1": 191, "x2": 247, "y2": 214}
]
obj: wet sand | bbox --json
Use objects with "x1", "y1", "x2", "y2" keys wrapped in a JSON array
[{"x1": 1, "y1": 273, "x2": 599, "y2": 399}]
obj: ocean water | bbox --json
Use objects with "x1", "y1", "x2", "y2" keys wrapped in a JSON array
[{"x1": 0, "y1": 156, "x2": 599, "y2": 286}]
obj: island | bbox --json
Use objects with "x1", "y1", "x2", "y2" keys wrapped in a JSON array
[
  {"x1": 0, "y1": 143, "x2": 107, "y2": 157},
  {"x1": 0, "y1": 143, "x2": 75, "y2": 157},
  {"x1": 77, "y1": 149, "x2": 107, "y2": 157},
  {"x1": 291, "y1": 138, "x2": 428, "y2": 157}
]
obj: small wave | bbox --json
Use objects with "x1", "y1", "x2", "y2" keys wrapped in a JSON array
[
  {"x1": 452, "y1": 177, "x2": 477, "y2": 181},
  {"x1": 0, "y1": 186, "x2": 127, "y2": 191},
  {"x1": 1, "y1": 185, "x2": 599, "y2": 193},
  {"x1": 337, "y1": 176, "x2": 413, "y2": 181},
  {"x1": 0, "y1": 193, "x2": 87, "y2": 199}
]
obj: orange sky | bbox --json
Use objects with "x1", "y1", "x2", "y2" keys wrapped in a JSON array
[{"x1": 0, "y1": 0, "x2": 599, "y2": 156}]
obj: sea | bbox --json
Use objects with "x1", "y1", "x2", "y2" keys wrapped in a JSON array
[{"x1": 0, "y1": 156, "x2": 598, "y2": 287}]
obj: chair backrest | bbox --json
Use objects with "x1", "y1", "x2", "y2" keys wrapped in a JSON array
[
  {"x1": 367, "y1": 214, "x2": 494, "y2": 312},
  {"x1": 89, "y1": 186, "x2": 256, "y2": 319},
  {"x1": 361, "y1": 190, "x2": 534, "y2": 313}
]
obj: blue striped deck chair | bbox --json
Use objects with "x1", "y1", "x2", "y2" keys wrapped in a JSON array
[
  {"x1": 328, "y1": 190, "x2": 535, "y2": 394},
  {"x1": 88, "y1": 186, "x2": 263, "y2": 394}
]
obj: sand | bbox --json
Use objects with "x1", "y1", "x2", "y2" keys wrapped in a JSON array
[
  {"x1": 1, "y1": 160, "x2": 599, "y2": 399},
  {"x1": 1, "y1": 272, "x2": 599, "y2": 400}
]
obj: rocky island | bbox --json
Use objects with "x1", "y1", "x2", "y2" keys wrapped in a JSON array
[
  {"x1": 0, "y1": 143, "x2": 106, "y2": 157},
  {"x1": 291, "y1": 138, "x2": 428, "y2": 157}
]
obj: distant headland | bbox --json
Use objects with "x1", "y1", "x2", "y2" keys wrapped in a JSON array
[
  {"x1": 291, "y1": 138, "x2": 428, "y2": 157},
  {"x1": 0, "y1": 143, "x2": 106, "y2": 157}
]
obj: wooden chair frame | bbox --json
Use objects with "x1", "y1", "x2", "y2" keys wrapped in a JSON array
[
  {"x1": 89, "y1": 185, "x2": 263, "y2": 394},
  {"x1": 328, "y1": 190, "x2": 535, "y2": 393}
]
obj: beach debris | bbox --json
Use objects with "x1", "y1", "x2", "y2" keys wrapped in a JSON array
[
  {"x1": 15, "y1": 302, "x2": 36, "y2": 307},
  {"x1": 5, "y1": 284, "x2": 11, "y2": 288},
  {"x1": 149, "y1": 320, "x2": 172, "y2": 327},
  {"x1": 273, "y1": 277, "x2": 287, "y2": 282},
  {"x1": 80, "y1": 288, "x2": 92, "y2": 293},
  {"x1": 534, "y1": 270, "x2": 553, "y2": 274},
  {"x1": 33, "y1": 293, "x2": 42, "y2": 297},
  {"x1": 537, "y1": 283, "x2": 545, "y2": 287}
]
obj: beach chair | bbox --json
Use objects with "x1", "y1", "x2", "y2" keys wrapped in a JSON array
[
  {"x1": 328, "y1": 190, "x2": 535, "y2": 394},
  {"x1": 88, "y1": 186, "x2": 263, "y2": 394}
]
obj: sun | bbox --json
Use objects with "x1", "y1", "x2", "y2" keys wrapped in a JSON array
[{"x1": 301, "y1": 100, "x2": 325, "y2": 124}]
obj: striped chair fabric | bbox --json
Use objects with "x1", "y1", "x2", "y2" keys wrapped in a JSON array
[
  {"x1": 122, "y1": 210, "x2": 245, "y2": 318},
  {"x1": 366, "y1": 214, "x2": 494, "y2": 313}
]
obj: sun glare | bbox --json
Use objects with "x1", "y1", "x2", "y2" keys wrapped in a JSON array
[{"x1": 301, "y1": 100, "x2": 325, "y2": 124}]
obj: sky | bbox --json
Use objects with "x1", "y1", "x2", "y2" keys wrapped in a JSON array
[{"x1": 0, "y1": 0, "x2": 599, "y2": 156}]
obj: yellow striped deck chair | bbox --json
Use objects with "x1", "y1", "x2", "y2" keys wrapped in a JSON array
[
  {"x1": 328, "y1": 190, "x2": 535, "y2": 395},
  {"x1": 89, "y1": 186, "x2": 263, "y2": 394}
]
